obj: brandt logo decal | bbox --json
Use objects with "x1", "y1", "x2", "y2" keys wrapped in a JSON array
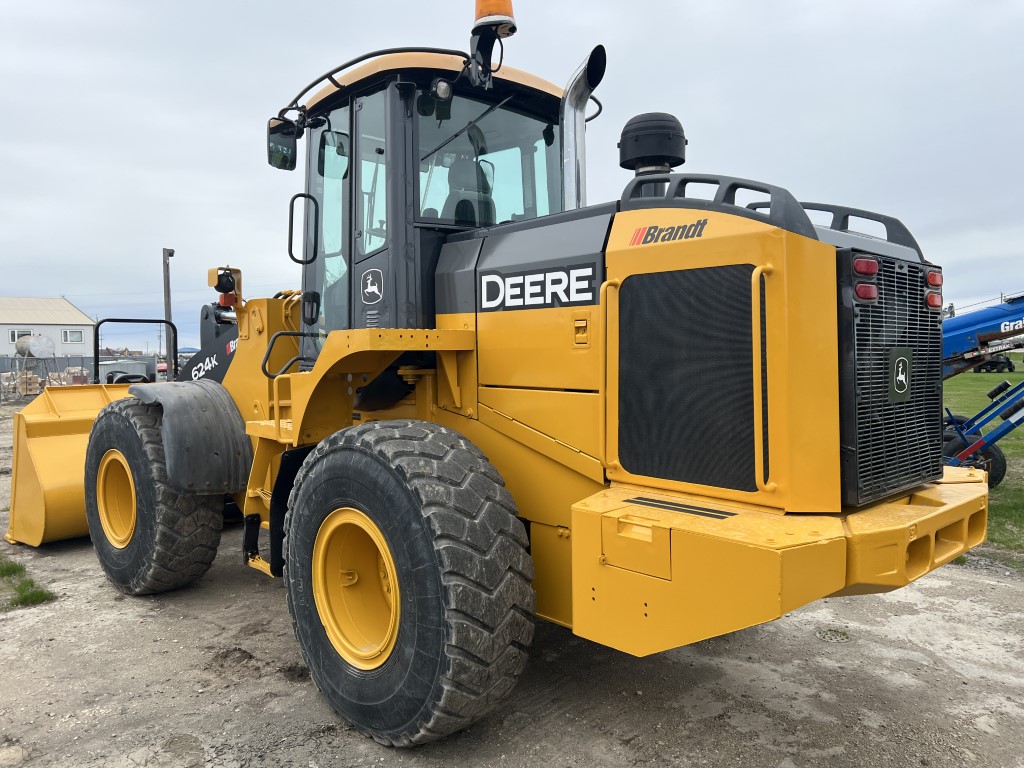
[
  {"x1": 361, "y1": 269, "x2": 383, "y2": 305},
  {"x1": 630, "y1": 219, "x2": 708, "y2": 246}
]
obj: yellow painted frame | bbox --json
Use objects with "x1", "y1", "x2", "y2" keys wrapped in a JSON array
[{"x1": 603, "y1": 209, "x2": 844, "y2": 513}]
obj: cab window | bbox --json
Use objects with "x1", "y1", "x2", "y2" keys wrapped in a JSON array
[
  {"x1": 417, "y1": 90, "x2": 561, "y2": 227},
  {"x1": 304, "y1": 102, "x2": 351, "y2": 343},
  {"x1": 356, "y1": 89, "x2": 388, "y2": 255}
]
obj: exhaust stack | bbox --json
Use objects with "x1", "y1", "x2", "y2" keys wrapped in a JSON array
[{"x1": 560, "y1": 45, "x2": 606, "y2": 211}]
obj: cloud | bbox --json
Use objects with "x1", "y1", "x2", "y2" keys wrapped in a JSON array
[{"x1": 1, "y1": 0, "x2": 1020, "y2": 349}]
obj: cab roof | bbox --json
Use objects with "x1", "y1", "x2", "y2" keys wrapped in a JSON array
[{"x1": 304, "y1": 51, "x2": 561, "y2": 111}]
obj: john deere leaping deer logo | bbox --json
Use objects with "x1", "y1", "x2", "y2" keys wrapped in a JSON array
[
  {"x1": 361, "y1": 269, "x2": 383, "y2": 305},
  {"x1": 888, "y1": 348, "x2": 913, "y2": 403},
  {"x1": 894, "y1": 357, "x2": 909, "y2": 393}
]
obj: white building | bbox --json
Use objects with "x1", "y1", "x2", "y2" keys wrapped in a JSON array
[{"x1": 0, "y1": 297, "x2": 95, "y2": 357}]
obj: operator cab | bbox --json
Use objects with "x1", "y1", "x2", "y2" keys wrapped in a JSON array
[{"x1": 272, "y1": 54, "x2": 565, "y2": 357}]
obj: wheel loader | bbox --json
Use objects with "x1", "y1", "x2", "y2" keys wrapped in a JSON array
[{"x1": 5, "y1": 1, "x2": 989, "y2": 747}]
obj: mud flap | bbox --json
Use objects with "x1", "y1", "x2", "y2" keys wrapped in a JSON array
[
  {"x1": 6, "y1": 385, "x2": 132, "y2": 546},
  {"x1": 129, "y1": 379, "x2": 252, "y2": 494}
]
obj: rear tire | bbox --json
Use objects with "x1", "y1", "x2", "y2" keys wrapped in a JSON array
[
  {"x1": 984, "y1": 443, "x2": 1008, "y2": 488},
  {"x1": 84, "y1": 398, "x2": 223, "y2": 594},
  {"x1": 943, "y1": 413, "x2": 982, "y2": 439},
  {"x1": 285, "y1": 420, "x2": 535, "y2": 746}
]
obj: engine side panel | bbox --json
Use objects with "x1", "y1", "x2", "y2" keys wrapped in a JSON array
[{"x1": 471, "y1": 207, "x2": 613, "y2": 391}]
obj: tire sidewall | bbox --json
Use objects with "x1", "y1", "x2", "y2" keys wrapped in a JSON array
[
  {"x1": 286, "y1": 445, "x2": 445, "y2": 735},
  {"x1": 985, "y1": 444, "x2": 1008, "y2": 487},
  {"x1": 943, "y1": 414, "x2": 982, "y2": 441},
  {"x1": 85, "y1": 405, "x2": 161, "y2": 590},
  {"x1": 942, "y1": 434, "x2": 1007, "y2": 487}
]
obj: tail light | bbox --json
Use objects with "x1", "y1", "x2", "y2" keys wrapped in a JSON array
[
  {"x1": 855, "y1": 283, "x2": 878, "y2": 301},
  {"x1": 853, "y1": 257, "x2": 879, "y2": 276}
]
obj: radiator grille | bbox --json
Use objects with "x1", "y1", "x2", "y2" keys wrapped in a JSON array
[
  {"x1": 617, "y1": 266, "x2": 767, "y2": 492},
  {"x1": 846, "y1": 256, "x2": 944, "y2": 504}
]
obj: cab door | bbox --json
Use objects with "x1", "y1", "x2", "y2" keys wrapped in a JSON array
[{"x1": 301, "y1": 100, "x2": 353, "y2": 358}]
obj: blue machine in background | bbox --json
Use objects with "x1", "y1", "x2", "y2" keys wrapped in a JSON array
[
  {"x1": 943, "y1": 295, "x2": 1024, "y2": 378},
  {"x1": 942, "y1": 295, "x2": 1024, "y2": 487}
]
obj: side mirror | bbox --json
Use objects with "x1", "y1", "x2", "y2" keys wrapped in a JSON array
[
  {"x1": 268, "y1": 117, "x2": 299, "y2": 171},
  {"x1": 318, "y1": 131, "x2": 350, "y2": 178}
]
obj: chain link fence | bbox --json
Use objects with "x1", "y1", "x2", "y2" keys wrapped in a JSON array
[{"x1": 0, "y1": 355, "x2": 160, "y2": 404}]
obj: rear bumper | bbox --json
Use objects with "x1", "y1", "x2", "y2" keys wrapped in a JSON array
[
  {"x1": 836, "y1": 466, "x2": 988, "y2": 595},
  {"x1": 570, "y1": 466, "x2": 988, "y2": 656}
]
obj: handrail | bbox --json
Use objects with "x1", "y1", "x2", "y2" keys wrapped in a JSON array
[
  {"x1": 282, "y1": 47, "x2": 471, "y2": 112},
  {"x1": 288, "y1": 193, "x2": 319, "y2": 265},
  {"x1": 93, "y1": 318, "x2": 178, "y2": 384},
  {"x1": 750, "y1": 265, "x2": 776, "y2": 493},
  {"x1": 598, "y1": 279, "x2": 620, "y2": 470},
  {"x1": 261, "y1": 330, "x2": 317, "y2": 379}
]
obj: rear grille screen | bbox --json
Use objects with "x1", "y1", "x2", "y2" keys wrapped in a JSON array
[
  {"x1": 840, "y1": 253, "x2": 943, "y2": 505},
  {"x1": 618, "y1": 266, "x2": 767, "y2": 492}
]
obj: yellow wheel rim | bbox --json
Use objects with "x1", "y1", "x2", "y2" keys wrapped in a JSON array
[
  {"x1": 312, "y1": 507, "x2": 401, "y2": 670},
  {"x1": 96, "y1": 449, "x2": 137, "y2": 549}
]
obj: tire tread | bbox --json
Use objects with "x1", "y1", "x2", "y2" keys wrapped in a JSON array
[
  {"x1": 92, "y1": 399, "x2": 222, "y2": 594},
  {"x1": 284, "y1": 419, "x2": 535, "y2": 746}
]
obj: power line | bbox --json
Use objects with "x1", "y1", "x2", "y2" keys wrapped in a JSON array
[
  {"x1": 63, "y1": 282, "x2": 297, "y2": 299},
  {"x1": 954, "y1": 290, "x2": 1024, "y2": 312}
]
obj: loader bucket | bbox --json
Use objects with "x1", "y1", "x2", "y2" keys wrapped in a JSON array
[{"x1": 5, "y1": 385, "x2": 132, "y2": 546}]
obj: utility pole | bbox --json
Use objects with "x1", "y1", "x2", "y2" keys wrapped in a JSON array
[{"x1": 162, "y1": 248, "x2": 174, "y2": 368}]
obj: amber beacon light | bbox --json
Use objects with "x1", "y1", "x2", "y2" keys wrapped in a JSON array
[{"x1": 474, "y1": 0, "x2": 517, "y2": 37}]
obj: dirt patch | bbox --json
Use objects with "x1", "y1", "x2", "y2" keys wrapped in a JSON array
[
  {"x1": 1, "y1": 402, "x2": 1023, "y2": 767},
  {"x1": 276, "y1": 662, "x2": 310, "y2": 683}
]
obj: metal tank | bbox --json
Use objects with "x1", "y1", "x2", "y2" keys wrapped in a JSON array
[{"x1": 14, "y1": 335, "x2": 56, "y2": 358}]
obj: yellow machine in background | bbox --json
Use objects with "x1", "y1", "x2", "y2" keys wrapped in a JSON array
[{"x1": 6, "y1": 0, "x2": 988, "y2": 747}]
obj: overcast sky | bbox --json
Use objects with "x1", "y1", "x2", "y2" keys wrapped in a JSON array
[{"x1": 1, "y1": 0, "x2": 1021, "y2": 349}]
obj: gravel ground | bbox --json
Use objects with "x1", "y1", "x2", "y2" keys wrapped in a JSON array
[{"x1": 1, "y1": 401, "x2": 1022, "y2": 768}]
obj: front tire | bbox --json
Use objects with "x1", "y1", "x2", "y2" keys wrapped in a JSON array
[
  {"x1": 84, "y1": 398, "x2": 224, "y2": 594},
  {"x1": 285, "y1": 420, "x2": 535, "y2": 746}
]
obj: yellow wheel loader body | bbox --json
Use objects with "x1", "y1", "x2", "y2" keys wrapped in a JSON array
[{"x1": 0, "y1": 31, "x2": 995, "y2": 747}]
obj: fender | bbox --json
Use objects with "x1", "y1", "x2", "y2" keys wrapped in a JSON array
[{"x1": 128, "y1": 379, "x2": 253, "y2": 495}]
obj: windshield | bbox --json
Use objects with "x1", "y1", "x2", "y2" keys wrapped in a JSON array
[{"x1": 417, "y1": 90, "x2": 562, "y2": 227}]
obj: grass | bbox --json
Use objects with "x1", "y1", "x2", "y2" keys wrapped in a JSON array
[
  {"x1": 0, "y1": 552, "x2": 55, "y2": 611},
  {"x1": 10, "y1": 577, "x2": 57, "y2": 608},
  {"x1": 0, "y1": 558, "x2": 25, "y2": 578},
  {"x1": 944, "y1": 350, "x2": 1024, "y2": 557}
]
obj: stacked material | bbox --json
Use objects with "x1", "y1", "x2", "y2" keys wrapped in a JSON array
[
  {"x1": 64, "y1": 366, "x2": 89, "y2": 385},
  {"x1": 43, "y1": 368, "x2": 89, "y2": 386},
  {"x1": 14, "y1": 372, "x2": 40, "y2": 396}
]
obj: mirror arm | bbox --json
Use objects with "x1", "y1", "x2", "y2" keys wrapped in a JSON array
[{"x1": 277, "y1": 106, "x2": 308, "y2": 138}]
